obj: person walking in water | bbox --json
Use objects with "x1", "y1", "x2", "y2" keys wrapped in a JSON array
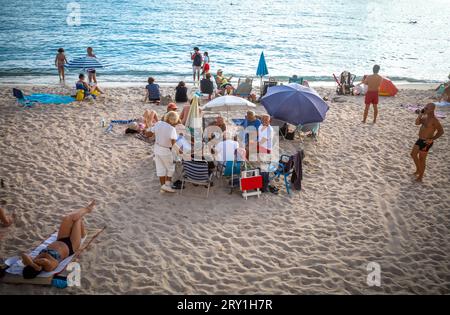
[
  {"x1": 362, "y1": 65, "x2": 383, "y2": 124},
  {"x1": 55, "y1": 48, "x2": 68, "y2": 81},
  {"x1": 410, "y1": 103, "x2": 444, "y2": 182}
]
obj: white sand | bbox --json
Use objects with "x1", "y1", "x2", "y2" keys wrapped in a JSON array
[{"x1": 0, "y1": 84, "x2": 449, "y2": 294}]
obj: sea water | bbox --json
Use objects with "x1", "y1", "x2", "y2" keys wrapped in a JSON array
[{"x1": 0, "y1": 0, "x2": 448, "y2": 85}]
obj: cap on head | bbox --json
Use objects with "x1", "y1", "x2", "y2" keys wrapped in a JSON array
[
  {"x1": 194, "y1": 47, "x2": 199, "y2": 51},
  {"x1": 167, "y1": 103, "x2": 178, "y2": 111}
]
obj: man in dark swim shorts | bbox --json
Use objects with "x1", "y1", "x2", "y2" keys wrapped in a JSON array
[{"x1": 410, "y1": 103, "x2": 444, "y2": 182}]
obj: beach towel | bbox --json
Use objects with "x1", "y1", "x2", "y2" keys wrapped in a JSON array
[
  {"x1": 135, "y1": 133, "x2": 154, "y2": 144},
  {"x1": 401, "y1": 104, "x2": 446, "y2": 119},
  {"x1": 434, "y1": 101, "x2": 450, "y2": 107},
  {"x1": 111, "y1": 119, "x2": 138, "y2": 124},
  {"x1": 2, "y1": 228, "x2": 104, "y2": 285},
  {"x1": 25, "y1": 94, "x2": 75, "y2": 104}
]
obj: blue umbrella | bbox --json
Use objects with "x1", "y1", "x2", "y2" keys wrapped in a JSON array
[
  {"x1": 261, "y1": 83, "x2": 329, "y2": 125},
  {"x1": 256, "y1": 51, "x2": 269, "y2": 98},
  {"x1": 65, "y1": 56, "x2": 109, "y2": 70},
  {"x1": 256, "y1": 51, "x2": 269, "y2": 77}
]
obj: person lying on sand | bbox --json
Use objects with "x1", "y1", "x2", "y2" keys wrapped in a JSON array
[
  {"x1": 21, "y1": 200, "x2": 96, "y2": 279},
  {"x1": 0, "y1": 207, "x2": 13, "y2": 227},
  {"x1": 411, "y1": 103, "x2": 444, "y2": 182}
]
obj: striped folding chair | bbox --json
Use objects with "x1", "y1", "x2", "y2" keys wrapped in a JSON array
[{"x1": 180, "y1": 160, "x2": 214, "y2": 198}]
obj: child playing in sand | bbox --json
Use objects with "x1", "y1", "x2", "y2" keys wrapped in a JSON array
[
  {"x1": 0, "y1": 207, "x2": 13, "y2": 227},
  {"x1": 55, "y1": 48, "x2": 68, "y2": 81}
]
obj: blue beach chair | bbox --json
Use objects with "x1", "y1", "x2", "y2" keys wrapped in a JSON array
[{"x1": 269, "y1": 154, "x2": 294, "y2": 195}]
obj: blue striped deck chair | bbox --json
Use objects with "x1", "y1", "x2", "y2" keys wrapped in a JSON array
[
  {"x1": 180, "y1": 160, "x2": 214, "y2": 198},
  {"x1": 12, "y1": 88, "x2": 35, "y2": 108}
]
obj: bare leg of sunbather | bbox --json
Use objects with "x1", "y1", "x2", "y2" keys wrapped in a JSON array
[
  {"x1": 0, "y1": 207, "x2": 13, "y2": 227},
  {"x1": 57, "y1": 200, "x2": 95, "y2": 252},
  {"x1": 143, "y1": 109, "x2": 158, "y2": 129}
]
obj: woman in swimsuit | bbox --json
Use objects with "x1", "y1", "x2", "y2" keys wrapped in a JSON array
[{"x1": 21, "y1": 200, "x2": 96, "y2": 279}]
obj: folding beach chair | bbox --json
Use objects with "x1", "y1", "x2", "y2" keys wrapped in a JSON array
[
  {"x1": 333, "y1": 71, "x2": 356, "y2": 95},
  {"x1": 261, "y1": 78, "x2": 278, "y2": 98},
  {"x1": 217, "y1": 160, "x2": 243, "y2": 194},
  {"x1": 12, "y1": 88, "x2": 35, "y2": 108},
  {"x1": 180, "y1": 160, "x2": 214, "y2": 198},
  {"x1": 296, "y1": 122, "x2": 321, "y2": 140},
  {"x1": 288, "y1": 75, "x2": 304, "y2": 85},
  {"x1": 269, "y1": 154, "x2": 294, "y2": 195},
  {"x1": 234, "y1": 77, "x2": 253, "y2": 99}
]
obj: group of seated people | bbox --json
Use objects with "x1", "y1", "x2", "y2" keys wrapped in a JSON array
[
  {"x1": 75, "y1": 74, "x2": 103, "y2": 100},
  {"x1": 134, "y1": 106, "x2": 274, "y2": 193},
  {"x1": 435, "y1": 75, "x2": 450, "y2": 102},
  {"x1": 143, "y1": 69, "x2": 256, "y2": 106}
]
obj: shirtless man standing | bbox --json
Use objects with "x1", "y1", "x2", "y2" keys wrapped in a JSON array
[
  {"x1": 362, "y1": 65, "x2": 383, "y2": 123},
  {"x1": 411, "y1": 103, "x2": 444, "y2": 182}
]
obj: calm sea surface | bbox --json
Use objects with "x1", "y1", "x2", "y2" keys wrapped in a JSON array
[{"x1": 0, "y1": 0, "x2": 448, "y2": 84}]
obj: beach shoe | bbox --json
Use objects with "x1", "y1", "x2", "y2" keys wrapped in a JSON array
[
  {"x1": 268, "y1": 185, "x2": 279, "y2": 194},
  {"x1": 171, "y1": 180, "x2": 185, "y2": 190},
  {"x1": 161, "y1": 184, "x2": 176, "y2": 193}
]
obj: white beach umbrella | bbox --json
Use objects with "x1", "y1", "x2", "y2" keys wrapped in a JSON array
[{"x1": 201, "y1": 95, "x2": 256, "y2": 112}]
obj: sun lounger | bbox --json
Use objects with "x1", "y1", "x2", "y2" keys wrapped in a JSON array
[{"x1": 2, "y1": 228, "x2": 104, "y2": 285}]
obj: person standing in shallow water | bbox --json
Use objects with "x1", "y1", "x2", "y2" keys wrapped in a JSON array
[
  {"x1": 55, "y1": 48, "x2": 68, "y2": 81},
  {"x1": 362, "y1": 65, "x2": 383, "y2": 124},
  {"x1": 410, "y1": 103, "x2": 444, "y2": 182}
]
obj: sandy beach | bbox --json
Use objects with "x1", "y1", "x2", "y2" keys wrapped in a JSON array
[{"x1": 0, "y1": 84, "x2": 449, "y2": 294}]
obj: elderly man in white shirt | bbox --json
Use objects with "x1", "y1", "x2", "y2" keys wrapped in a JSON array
[
  {"x1": 214, "y1": 131, "x2": 239, "y2": 162},
  {"x1": 258, "y1": 114, "x2": 274, "y2": 154},
  {"x1": 146, "y1": 111, "x2": 180, "y2": 193}
]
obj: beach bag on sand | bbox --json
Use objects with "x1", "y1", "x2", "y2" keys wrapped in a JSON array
[
  {"x1": 76, "y1": 90, "x2": 84, "y2": 101},
  {"x1": 160, "y1": 95, "x2": 173, "y2": 106}
]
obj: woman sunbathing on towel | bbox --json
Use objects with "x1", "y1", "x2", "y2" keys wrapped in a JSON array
[{"x1": 21, "y1": 200, "x2": 96, "y2": 279}]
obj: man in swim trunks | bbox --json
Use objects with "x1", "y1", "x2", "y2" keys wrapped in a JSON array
[
  {"x1": 410, "y1": 103, "x2": 444, "y2": 182},
  {"x1": 362, "y1": 65, "x2": 383, "y2": 124}
]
